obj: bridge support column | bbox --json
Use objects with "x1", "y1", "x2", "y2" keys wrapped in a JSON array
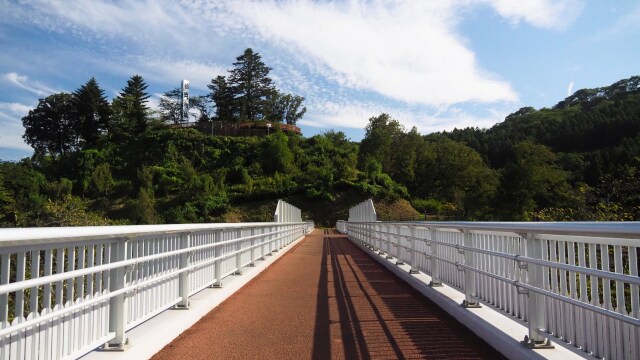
[
  {"x1": 523, "y1": 233, "x2": 554, "y2": 349},
  {"x1": 106, "y1": 238, "x2": 129, "y2": 350},
  {"x1": 176, "y1": 232, "x2": 191, "y2": 309},
  {"x1": 428, "y1": 228, "x2": 442, "y2": 287},
  {"x1": 462, "y1": 230, "x2": 481, "y2": 308}
]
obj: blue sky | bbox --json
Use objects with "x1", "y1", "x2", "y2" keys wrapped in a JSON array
[{"x1": 0, "y1": 0, "x2": 639, "y2": 161}]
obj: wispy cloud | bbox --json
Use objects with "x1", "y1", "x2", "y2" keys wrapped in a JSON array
[
  {"x1": 1, "y1": 73, "x2": 59, "y2": 97},
  {"x1": 482, "y1": 0, "x2": 585, "y2": 30},
  {"x1": 0, "y1": 102, "x2": 33, "y2": 150},
  {"x1": 567, "y1": 81, "x2": 574, "y2": 96},
  {"x1": 0, "y1": 0, "x2": 585, "y2": 144}
]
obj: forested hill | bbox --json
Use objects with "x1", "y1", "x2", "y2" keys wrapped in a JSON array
[
  {"x1": 440, "y1": 76, "x2": 640, "y2": 179},
  {"x1": 2, "y1": 72, "x2": 640, "y2": 227}
]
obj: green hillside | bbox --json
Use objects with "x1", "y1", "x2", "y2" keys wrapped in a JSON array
[{"x1": 2, "y1": 63, "x2": 640, "y2": 226}]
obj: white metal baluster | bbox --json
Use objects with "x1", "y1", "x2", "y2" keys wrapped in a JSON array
[
  {"x1": 13, "y1": 251, "x2": 26, "y2": 360},
  {"x1": 613, "y1": 245, "x2": 625, "y2": 358},
  {"x1": 602, "y1": 244, "x2": 613, "y2": 359},
  {"x1": 235, "y1": 228, "x2": 242, "y2": 275},
  {"x1": 41, "y1": 249, "x2": 53, "y2": 360},
  {"x1": 629, "y1": 246, "x2": 639, "y2": 360},
  {"x1": 108, "y1": 239, "x2": 128, "y2": 348},
  {"x1": 27, "y1": 250, "x2": 40, "y2": 360},
  {"x1": 462, "y1": 230, "x2": 480, "y2": 308},
  {"x1": 577, "y1": 242, "x2": 588, "y2": 351},
  {"x1": 524, "y1": 233, "x2": 552, "y2": 348},
  {"x1": 588, "y1": 242, "x2": 600, "y2": 358},
  {"x1": 0, "y1": 253, "x2": 8, "y2": 360},
  {"x1": 567, "y1": 240, "x2": 578, "y2": 345},
  {"x1": 557, "y1": 240, "x2": 567, "y2": 341},
  {"x1": 177, "y1": 232, "x2": 190, "y2": 309},
  {"x1": 76, "y1": 245, "x2": 85, "y2": 351},
  {"x1": 429, "y1": 228, "x2": 441, "y2": 287}
]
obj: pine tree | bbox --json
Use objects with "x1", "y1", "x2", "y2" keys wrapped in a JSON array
[
  {"x1": 73, "y1": 77, "x2": 111, "y2": 147},
  {"x1": 227, "y1": 48, "x2": 274, "y2": 121},
  {"x1": 114, "y1": 75, "x2": 150, "y2": 135},
  {"x1": 208, "y1": 75, "x2": 236, "y2": 121}
]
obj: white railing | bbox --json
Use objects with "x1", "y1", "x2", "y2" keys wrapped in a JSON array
[
  {"x1": 274, "y1": 200, "x2": 302, "y2": 223},
  {"x1": 337, "y1": 219, "x2": 640, "y2": 360},
  {"x1": 348, "y1": 199, "x2": 376, "y2": 222},
  {"x1": 0, "y1": 219, "x2": 313, "y2": 359}
]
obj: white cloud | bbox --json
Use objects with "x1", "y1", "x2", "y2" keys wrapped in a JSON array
[
  {"x1": 228, "y1": 0, "x2": 518, "y2": 107},
  {"x1": 482, "y1": 0, "x2": 584, "y2": 30},
  {"x1": 0, "y1": 0, "x2": 585, "y2": 137},
  {"x1": 567, "y1": 81, "x2": 574, "y2": 96},
  {"x1": 0, "y1": 102, "x2": 33, "y2": 150},
  {"x1": 303, "y1": 99, "x2": 509, "y2": 135},
  {"x1": 135, "y1": 59, "x2": 227, "y2": 91},
  {"x1": 2, "y1": 73, "x2": 59, "y2": 96}
]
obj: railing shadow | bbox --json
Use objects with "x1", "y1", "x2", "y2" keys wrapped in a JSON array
[{"x1": 314, "y1": 232, "x2": 507, "y2": 359}]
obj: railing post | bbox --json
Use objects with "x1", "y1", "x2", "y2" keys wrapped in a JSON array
[
  {"x1": 462, "y1": 229, "x2": 481, "y2": 308},
  {"x1": 396, "y1": 225, "x2": 405, "y2": 266},
  {"x1": 409, "y1": 225, "x2": 419, "y2": 274},
  {"x1": 213, "y1": 230, "x2": 223, "y2": 288},
  {"x1": 429, "y1": 228, "x2": 442, "y2": 287},
  {"x1": 107, "y1": 238, "x2": 129, "y2": 349},
  {"x1": 249, "y1": 227, "x2": 256, "y2": 267},
  {"x1": 234, "y1": 228, "x2": 243, "y2": 275},
  {"x1": 176, "y1": 232, "x2": 191, "y2": 309},
  {"x1": 386, "y1": 224, "x2": 393, "y2": 260},
  {"x1": 523, "y1": 233, "x2": 554, "y2": 348}
]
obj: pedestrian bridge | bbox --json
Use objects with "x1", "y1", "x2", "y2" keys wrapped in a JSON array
[{"x1": 0, "y1": 200, "x2": 638, "y2": 359}]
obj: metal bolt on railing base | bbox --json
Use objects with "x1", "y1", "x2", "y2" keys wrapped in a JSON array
[
  {"x1": 522, "y1": 336, "x2": 555, "y2": 349},
  {"x1": 233, "y1": 270, "x2": 243, "y2": 275},
  {"x1": 396, "y1": 261, "x2": 405, "y2": 266},
  {"x1": 173, "y1": 302, "x2": 190, "y2": 310},
  {"x1": 461, "y1": 300, "x2": 482, "y2": 308},
  {"x1": 249, "y1": 262, "x2": 256, "y2": 267},
  {"x1": 272, "y1": 249, "x2": 279, "y2": 253},
  {"x1": 100, "y1": 339, "x2": 130, "y2": 352},
  {"x1": 408, "y1": 268, "x2": 420, "y2": 274},
  {"x1": 265, "y1": 252, "x2": 273, "y2": 256},
  {"x1": 429, "y1": 281, "x2": 443, "y2": 287},
  {"x1": 378, "y1": 251, "x2": 385, "y2": 255},
  {"x1": 385, "y1": 255, "x2": 394, "y2": 260},
  {"x1": 211, "y1": 283, "x2": 223, "y2": 288},
  {"x1": 258, "y1": 257, "x2": 266, "y2": 261}
]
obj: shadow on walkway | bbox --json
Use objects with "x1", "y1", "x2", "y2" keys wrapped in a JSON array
[{"x1": 313, "y1": 229, "x2": 505, "y2": 359}]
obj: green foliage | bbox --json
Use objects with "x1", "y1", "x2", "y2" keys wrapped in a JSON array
[
  {"x1": 22, "y1": 92, "x2": 76, "y2": 156},
  {"x1": 9, "y1": 74, "x2": 640, "y2": 227},
  {"x1": 228, "y1": 48, "x2": 275, "y2": 121},
  {"x1": 73, "y1": 77, "x2": 111, "y2": 147}
]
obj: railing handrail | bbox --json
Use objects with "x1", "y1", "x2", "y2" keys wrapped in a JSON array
[
  {"x1": 0, "y1": 222, "x2": 308, "y2": 246},
  {"x1": 339, "y1": 220, "x2": 640, "y2": 239}
]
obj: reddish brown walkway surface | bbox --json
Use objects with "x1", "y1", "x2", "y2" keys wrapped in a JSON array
[{"x1": 153, "y1": 229, "x2": 505, "y2": 360}]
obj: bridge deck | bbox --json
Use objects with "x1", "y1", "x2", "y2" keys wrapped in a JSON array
[{"x1": 152, "y1": 229, "x2": 505, "y2": 359}]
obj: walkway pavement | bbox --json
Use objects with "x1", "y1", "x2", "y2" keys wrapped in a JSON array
[{"x1": 152, "y1": 229, "x2": 505, "y2": 359}]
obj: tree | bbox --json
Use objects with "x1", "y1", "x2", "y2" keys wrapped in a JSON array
[
  {"x1": 208, "y1": 75, "x2": 236, "y2": 121},
  {"x1": 159, "y1": 88, "x2": 209, "y2": 124},
  {"x1": 358, "y1": 113, "x2": 405, "y2": 172},
  {"x1": 22, "y1": 93, "x2": 77, "y2": 156},
  {"x1": 228, "y1": 48, "x2": 274, "y2": 121},
  {"x1": 265, "y1": 90, "x2": 306, "y2": 125},
  {"x1": 73, "y1": 77, "x2": 111, "y2": 147},
  {"x1": 113, "y1": 75, "x2": 150, "y2": 136}
]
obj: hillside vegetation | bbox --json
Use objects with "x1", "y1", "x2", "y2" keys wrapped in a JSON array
[{"x1": 2, "y1": 56, "x2": 640, "y2": 227}]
